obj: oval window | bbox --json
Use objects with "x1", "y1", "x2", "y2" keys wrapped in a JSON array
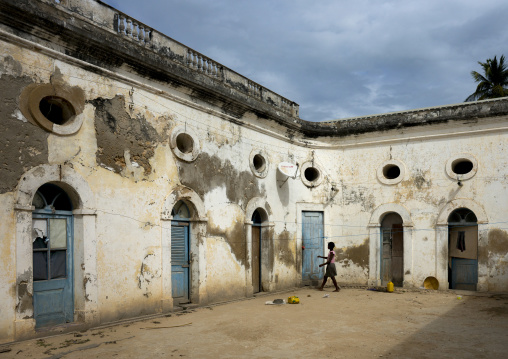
[{"x1": 452, "y1": 159, "x2": 473, "y2": 175}]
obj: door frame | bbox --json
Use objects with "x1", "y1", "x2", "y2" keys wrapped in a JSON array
[
  {"x1": 301, "y1": 211, "x2": 324, "y2": 285},
  {"x1": 13, "y1": 164, "x2": 98, "y2": 339},
  {"x1": 296, "y1": 202, "x2": 331, "y2": 287},
  {"x1": 32, "y1": 210, "x2": 74, "y2": 328},
  {"x1": 171, "y1": 219, "x2": 190, "y2": 305},
  {"x1": 368, "y1": 203, "x2": 413, "y2": 287}
]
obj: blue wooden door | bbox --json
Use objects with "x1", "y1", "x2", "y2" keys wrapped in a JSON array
[
  {"x1": 32, "y1": 213, "x2": 74, "y2": 328},
  {"x1": 451, "y1": 258, "x2": 478, "y2": 290},
  {"x1": 171, "y1": 222, "x2": 190, "y2": 305},
  {"x1": 302, "y1": 211, "x2": 324, "y2": 283}
]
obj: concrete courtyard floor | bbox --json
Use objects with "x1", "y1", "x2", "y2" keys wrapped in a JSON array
[{"x1": 1, "y1": 287, "x2": 507, "y2": 359}]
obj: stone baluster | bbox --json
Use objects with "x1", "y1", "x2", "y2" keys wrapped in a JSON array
[
  {"x1": 203, "y1": 58, "x2": 209, "y2": 74},
  {"x1": 197, "y1": 55, "x2": 203, "y2": 72},
  {"x1": 192, "y1": 52, "x2": 197, "y2": 69},
  {"x1": 126, "y1": 19, "x2": 132, "y2": 37},
  {"x1": 132, "y1": 22, "x2": 138, "y2": 40},
  {"x1": 187, "y1": 50, "x2": 192, "y2": 66},
  {"x1": 119, "y1": 15, "x2": 125, "y2": 35},
  {"x1": 138, "y1": 26, "x2": 145, "y2": 43}
]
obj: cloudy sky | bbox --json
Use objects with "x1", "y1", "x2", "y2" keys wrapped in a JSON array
[{"x1": 104, "y1": 0, "x2": 507, "y2": 122}]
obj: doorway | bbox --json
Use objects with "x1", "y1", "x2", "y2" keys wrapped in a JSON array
[
  {"x1": 302, "y1": 211, "x2": 324, "y2": 284},
  {"x1": 32, "y1": 184, "x2": 74, "y2": 328},
  {"x1": 171, "y1": 200, "x2": 190, "y2": 305},
  {"x1": 381, "y1": 213, "x2": 404, "y2": 287},
  {"x1": 448, "y1": 208, "x2": 478, "y2": 290},
  {"x1": 252, "y1": 210, "x2": 262, "y2": 293}
]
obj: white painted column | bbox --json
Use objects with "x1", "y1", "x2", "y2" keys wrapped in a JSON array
[
  {"x1": 477, "y1": 223, "x2": 489, "y2": 292},
  {"x1": 402, "y1": 224, "x2": 414, "y2": 287},
  {"x1": 194, "y1": 218, "x2": 208, "y2": 305},
  {"x1": 368, "y1": 224, "x2": 380, "y2": 287},
  {"x1": 244, "y1": 221, "x2": 254, "y2": 297},
  {"x1": 14, "y1": 205, "x2": 36, "y2": 339},
  {"x1": 73, "y1": 209, "x2": 99, "y2": 324},
  {"x1": 435, "y1": 223, "x2": 448, "y2": 290},
  {"x1": 160, "y1": 214, "x2": 173, "y2": 312}
]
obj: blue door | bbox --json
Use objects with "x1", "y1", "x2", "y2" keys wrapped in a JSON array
[
  {"x1": 32, "y1": 213, "x2": 74, "y2": 328},
  {"x1": 451, "y1": 258, "x2": 478, "y2": 291},
  {"x1": 171, "y1": 222, "x2": 190, "y2": 305},
  {"x1": 302, "y1": 211, "x2": 324, "y2": 283}
]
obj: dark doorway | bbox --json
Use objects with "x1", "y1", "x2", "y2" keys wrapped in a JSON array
[
  {"x1": 252, "y1": 210, "x2": 262, "y2": 293},
  {"x1": 381, "y1": 213, "x2": 404, "y2": 287},
  {"x1": 448, "y1": 208, "x2": 478, "y2": 290}
]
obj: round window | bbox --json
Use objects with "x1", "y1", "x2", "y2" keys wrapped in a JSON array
[
  {"x1": 451, "y1": 159, "x2": 473, "y2": 175},
  {"x1": 300, "y1": 162, "x2": 323, "y2": 187},
  {"x1": 249, "y1": 150, "x2": 269, "y2": 178},
  {"x1": 21, "y1": 83, "x2": 85, "y2": 135},
  {"x1": 383, "y1": 164, "x2": 401, "y2": 180},
  {"x1": 377, "y1": 159, "x2": 406, "y2": 185},
  {"x1": 39, "y1": 96, "x2": 76, "y2": 125},
  {"x1": 304, "y1": 167, "x2": 320, "y2": 182},
  {"x1": 176, "y1": 133, "x2": 194, "y2": 154},
  {"x1": 253, "y1": 154, "x2": 266, "y2": 172},
  {"x1": 445, "y1": 154, "x2": 478, "y2": 181},
  {"x1": 170, "y1": 126, "x2": 200, "y2": 162}
]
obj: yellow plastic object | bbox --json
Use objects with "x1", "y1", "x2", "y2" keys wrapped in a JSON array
[
  {"x1": 423, "y1": 276, "x2": 439, "y2": 290},
  {"x1": 288, "y1": 296, "x2": 300, "y2": 304},
  {"x1": 387, "y1": 281, "x2": 394, "y2": 293}
]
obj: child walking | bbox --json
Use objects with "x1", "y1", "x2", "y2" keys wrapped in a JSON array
[{"x1": 317, "y1": 242, "x2": 341, "y2": 292}]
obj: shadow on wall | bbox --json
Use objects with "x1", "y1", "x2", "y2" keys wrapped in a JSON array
[
  {"x1": 276, "y1": 169, "x2": 290, "y2": 207},
  {"x1": 382, "y1": 294, "x2": 508, "y2": 358}
]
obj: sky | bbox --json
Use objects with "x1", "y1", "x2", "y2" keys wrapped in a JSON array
[{"x1": 104, "y1": 0, "x2": 507, "y2": 122}]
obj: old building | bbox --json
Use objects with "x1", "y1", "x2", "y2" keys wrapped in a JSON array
[{"x1": 1, "y1": 0, "x2": 507, "y2": 342}]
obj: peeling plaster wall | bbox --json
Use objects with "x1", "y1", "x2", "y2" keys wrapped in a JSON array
[{"x1": 2, "y1": 1, "x2": 508, "y2": 343}]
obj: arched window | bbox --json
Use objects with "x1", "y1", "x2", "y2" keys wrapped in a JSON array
[
  {"x1": 252, "y1": 209, "x2": 263, "y2": 225},
  {"x1": 32, "y1": 183, "x2": 73, "y2": 211},
  {"x1": 171, "y1": 200, "x2": 190, "y2": 220}
]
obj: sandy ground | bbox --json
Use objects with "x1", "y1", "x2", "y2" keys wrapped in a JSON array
[{"x1": 1, "y1": 287, "x2": 507, "y2": 359}]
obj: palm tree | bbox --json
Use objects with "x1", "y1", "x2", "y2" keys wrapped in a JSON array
[{"x1": 465, "y1": 55, "x2": 508, "y2": 101}]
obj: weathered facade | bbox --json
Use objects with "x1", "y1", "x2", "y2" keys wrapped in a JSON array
[{"x1": 1, "y1": 0, "x2": 507, "y2": 342}]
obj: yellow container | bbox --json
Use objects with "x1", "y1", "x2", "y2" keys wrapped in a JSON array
[
  {"x1": 288, "y1": 296, "x2": 300, "y2": 304},
  {"x1": 387, "y1": 281, "x2": 394, "y2": 293}
]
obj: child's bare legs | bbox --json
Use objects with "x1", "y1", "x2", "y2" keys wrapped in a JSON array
[
  {"x1": 331, "y1": 276, "x2": 341, "y2": 292},
  {"x1": 318, "y1": 276, "x2": 328, "y2": 290}
]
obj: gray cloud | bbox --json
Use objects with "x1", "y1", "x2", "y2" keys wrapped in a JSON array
[{"x1": 105, "y1": 0, "x2": 508, "y2": 121}]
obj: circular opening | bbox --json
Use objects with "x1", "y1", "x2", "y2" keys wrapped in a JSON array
[
  {"x1": 383, "y1": 164, "x2": 401, "y2": 179},
  {"x1": 452, "y1": 159, "x2": 473, "y2": 175},
  {"x1": 253, "y1": 154, "x2": 266, "y2": 172},
  {"x1": 304, "y1": 167, "x2": 320, "y2": 182},
  {"x1": 39, "y1": 96, "x2": 75, "y2": 125},
  {"x1": 176, "y1": 133, "x2": 194, "y2": 154}
]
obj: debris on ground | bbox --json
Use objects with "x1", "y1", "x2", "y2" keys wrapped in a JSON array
[{"x1": 265, "y1": 299, "x2": 286, "y2": 305}]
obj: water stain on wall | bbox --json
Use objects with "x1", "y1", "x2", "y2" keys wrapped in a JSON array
[
  {"x1": 342, "y1": 187, "x2": 375, "y2": 212},
  {"x1": 275, "y1": 230, "x2": 295, "y2": 267},
  {"x1": 0, "y1": 74, "x2": 48, "y2": 193},
  {"x1": 16, "y1": 270, "x2": 33, "y2": 317},
  {"x1": 208, "y1": 214, "x2": 247, "y2": 268},
  {"x1": 335, "y1": 238, "x2": 369, "y2": 269},
  {"x1": 177, "y1": 152, "x2": 266, "y2": 208},
  {"x1": 90, "y1": 95, "x2": 161, "y2": 175},
  {"x1": 488, "y1": 229, "x2": 508, "y2": 255}
]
